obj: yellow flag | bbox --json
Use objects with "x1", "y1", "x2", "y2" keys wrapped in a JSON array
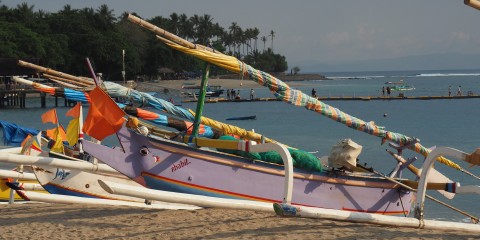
[
  {"x1": 50, "y1": 127, "x2": 65, "y2": 153},
  {"x1": 66, "y1": 118, "x2": 80, "y2": 146}
]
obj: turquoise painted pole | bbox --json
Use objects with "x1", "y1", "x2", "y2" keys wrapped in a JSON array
[{"x1": 191, "y1": 62, "x2": 210, "y2": 137}]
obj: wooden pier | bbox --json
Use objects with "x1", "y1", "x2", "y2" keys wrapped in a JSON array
[
  {"x1": 182, "y1": 94, "x2": 480, "y2": 103},
  {"x1": 0, "y1": 89, "x2": 76, "y2": 109}
]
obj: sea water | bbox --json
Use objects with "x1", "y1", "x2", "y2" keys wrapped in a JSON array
[{"x1": 1, "y1": 69, "x2": 480, "y2": 222}]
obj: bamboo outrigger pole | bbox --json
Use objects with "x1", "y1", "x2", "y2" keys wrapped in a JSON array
[
  {"x1": 43, "y1": 73, "x2": 92, "y2": 88},
  {"x1": 18, "y1": 60, "x2": 94, "y2": 86},
  {"x1": 127, "y1": 14, "x2": 222, "y2": 54},
  {"x1": 465, "y1": 0, "x2": 480, "y2": 10}
]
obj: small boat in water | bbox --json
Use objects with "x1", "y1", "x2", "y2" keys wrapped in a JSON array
[
  {"x1": 225, "y1": 115, "x2": 256, "y2": 121},
  {"x1": 184, "y1": 85, "x2": 225, "y2": 98},
  {"x1": 384, "y1": 80, "x2": 415, "y2": 91}
]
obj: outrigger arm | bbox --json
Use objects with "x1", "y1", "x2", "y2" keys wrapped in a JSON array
[{"x1": 415, "y1": 147, "x2": 480, "y2": 223}]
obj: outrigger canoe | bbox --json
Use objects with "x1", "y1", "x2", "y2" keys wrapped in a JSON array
[{"x1": 83, "y1": 126, "x2": 415, "y2": 215}]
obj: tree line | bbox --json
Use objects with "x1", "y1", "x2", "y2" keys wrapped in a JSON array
[{"x1": 0, "y1": 2, "x2": 289, "y2": 82}]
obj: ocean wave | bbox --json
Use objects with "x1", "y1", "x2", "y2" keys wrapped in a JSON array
[
  {"x1": 323, "y1": 70, "x2": 480, "y2": 79},
  {"x1": 414, "y1": 73, "x2": 480, "y2": 77},
  {"x1": 328, "y1": 75, "x2": 385, "y2": 80}
]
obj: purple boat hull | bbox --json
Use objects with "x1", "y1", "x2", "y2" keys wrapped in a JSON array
[{"x1": 83, "y1": 127, "x2": 414, "y2": 214}]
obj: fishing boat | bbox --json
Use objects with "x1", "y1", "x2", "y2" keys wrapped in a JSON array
[
  {"x1": 84, "y1": 14, "x2": 480, "y2": 225},
  {"x1": 77, "y1": 15, "x2": 427, "y2": 215},
  {"x1": 384, "y1": 80, "x2": 415, "y2": 91},
  {"x1": 83, "y1": 126, "x2": 416, "y2": 214},
  {"x1": 11, "y1": 63, "x2": 415, "y2": 214}
]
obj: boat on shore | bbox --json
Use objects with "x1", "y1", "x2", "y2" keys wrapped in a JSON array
[
  {"x1": 91, "y1": 13, "x2": 480, "y2": 229},
  {"x1": 80, "y1": 14, "x2": 472, "y2": 217},
  {"x1": 83, "y1": 126, "x2": 415, "y2": 215}
]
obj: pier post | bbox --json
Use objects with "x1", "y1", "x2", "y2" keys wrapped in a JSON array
[
  {"x1": 20, "y1": 92, "x2": 26, "y2": 109},
  {"x1": 40, "y1": 92, "x2": 46, "y2": 108}
]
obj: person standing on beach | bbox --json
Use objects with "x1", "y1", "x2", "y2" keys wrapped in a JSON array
[
  {"x1": 311, "y1": 88, "x2": 317, "y2": 98},
  {"x1": 227, "y1": 89, "x2": 231, "y2": 100},
  {"x1": 386, "y1": 86, "x2": 391, "y2": 96},
  {"x1": 457, "y1": 85, "x2": 462, "y2": 96},
  {"x1": 448, "y1": 86, "x2": 451, "y2": 97},
  {"x1": 382, "y1": 86, "x2": 385, "y2": 96},
  {"x1": 250, "y1": 89, "x2": 255, "y2": 99}
]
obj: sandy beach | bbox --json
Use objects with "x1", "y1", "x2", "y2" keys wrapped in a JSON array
[{"x1": 0, "y1": 202, "x2": 477, "y2": 239}]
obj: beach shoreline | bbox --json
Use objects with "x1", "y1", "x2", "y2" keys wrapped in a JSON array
[{"x1": 0, "y1": 202, "x2": 476, "y2": 239}]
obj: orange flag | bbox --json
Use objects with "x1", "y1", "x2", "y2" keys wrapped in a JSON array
[
  {"x1": 41, "y1": 109, "x2": 58, "y2": 124},
  {"x1": 66, "y1": 102, "x2": 81, "y2": 118},
  {"x1": 46, "y1": 126, "x2": 67, "y2": 141},
  {"x1": 82, "y1": 86, "x2": 125, "y2": 141}
]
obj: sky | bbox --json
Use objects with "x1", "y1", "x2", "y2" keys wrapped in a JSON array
[{"x1": 2, "y1": 0, "x2": 480, "y2": 71}]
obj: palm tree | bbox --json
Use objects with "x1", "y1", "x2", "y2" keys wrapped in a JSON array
[
  {"x1": 269, "y1": 30, "x2": 275, "y2": 51},
  {"x1": 198, "y1": 14, "x2": 214, "y2": 45},
  {"x1": 178, "y1": 13, "x2": 193, "y2": 41},
  {"x1": 189, "y1": 14, "x2": 201, "y2": 43},
  {"x1": 59, "y1": 4, "x2": 76, "y2": 15},
  {"x1": 244, "y1": 28, "x2": 255, "y2": 55},
  {"x1": 228, "y1": 22, "x2": 239, "y2": 54},
  {"x1": 261, "y1": 36, "x2": 267, "y2": 52},
  {"x1": 235, "y1": 27, "x2": 243, "y2": 56},
  {"x1": 212, "y1": 23, "x2": 224, "y2": 42},
  {"x1": 221, "y1": 31, "x2": 233, "y2": 53},
  {"x1": 169, "y1": 13, "x2": 179, "y2": 35},
  {"x1": 252, "y1": 28, "x2": 260, "y2": 53},
  {"x1": 96, "y1": 4, "x2": 115, "y2": 29},
  {"x1": 14, "y1": 2, "x2": 35, "y2": 23}
]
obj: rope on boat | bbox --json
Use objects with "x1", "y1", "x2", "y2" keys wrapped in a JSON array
[{"x1": 460, "y1": 168, "x2": 480, "y2": 181}]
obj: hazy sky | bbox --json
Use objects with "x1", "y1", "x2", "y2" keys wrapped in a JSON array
[{"x1": 2, "y1": 0, "x2": 480, "y2": 69}]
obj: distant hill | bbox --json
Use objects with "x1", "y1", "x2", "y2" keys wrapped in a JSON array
[{"x1": 299, "y1": 53, "x2": 480, "y2": 73}]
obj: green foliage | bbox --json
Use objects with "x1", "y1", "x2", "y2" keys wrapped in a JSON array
[
  {"x1": 292, "y1": 66, "x2": 301, "y2": 74},
  {"x1": 0, "y1": 21, "x2": 47, "y2": 59},
  {"x1": 0, "y1": 3, "x2": 289, "y2": 79}
]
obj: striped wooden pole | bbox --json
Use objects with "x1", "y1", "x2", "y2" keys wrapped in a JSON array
[
  {"x1": 465, "y1": 0, "x2": 480, "y2": 10},
  {"x1": 17, "y1": 60, "x2": 94, "y2": 86}
]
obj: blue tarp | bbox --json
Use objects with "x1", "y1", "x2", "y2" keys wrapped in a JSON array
[{"x1": 0, "y1": 120, "x2": 39, "y2": 146}]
